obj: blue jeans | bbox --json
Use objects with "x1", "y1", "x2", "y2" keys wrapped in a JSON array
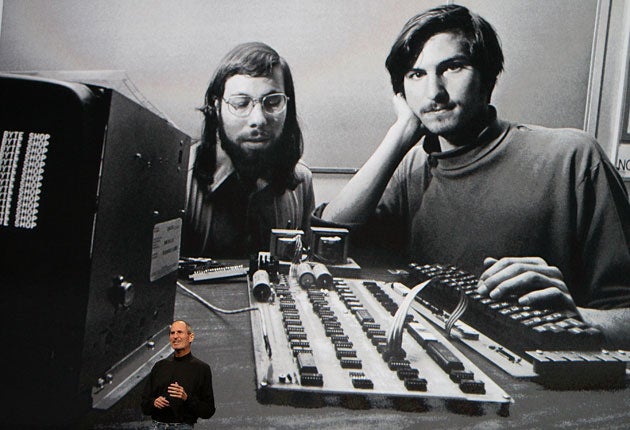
[{"x1": 152, "y1": 420, "x2": 194, "y2": 430}]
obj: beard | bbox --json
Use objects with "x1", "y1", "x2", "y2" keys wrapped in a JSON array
[{"x1": 218, "y1": 127, "x2": 281, "y2": 181}]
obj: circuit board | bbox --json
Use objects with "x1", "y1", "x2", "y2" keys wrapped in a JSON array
[{"x1": 249, "y1": 274, "x2": 512, "y2": 414}]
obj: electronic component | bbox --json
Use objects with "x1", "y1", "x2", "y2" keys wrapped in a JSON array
[
  {"x1": 270, "y1": 228, "x2": 304, "y2": 261},
  {"x1": 312, "y1": 263, "x2": 333, "y2": 289},
  {"x1": 296, "y1": 351, "x2": 318, "y2": 374},
  {"x1": 296, "y1": 262, "x2": 316, "y2": 288},
  {"x1": 424, "y1": 340, "x2": 464, "y2": 373},
  {"x1": 178, "y1": 257, "x2": 222, "y2": 277},
  {"x1": 252, "y1": 269, "x2": 272, "y2": 302},
  {"x1": 187, "y1": 263, "x2": 247, "y2": 282},
  {"x1": 248, "y1": 274, "x2": 512, "y2": 413},
  {"x1": 267, "y1": 227, "x2": 361, "y2": 288},
  {"x1": 404, "y1": 295, "x2": 536, "y2": 378},
  {"x1": 311, "y1": 227, "x2": 349, "y2": 265},
  {"x1": 249, "y1": 252, "x2": 279, "y2": 281}
]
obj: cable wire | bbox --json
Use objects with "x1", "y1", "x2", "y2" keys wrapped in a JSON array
[
  {"x1": 176, "y1": 281, "x2": 258, "y2": 314},
  {"x1": 386, "y1": 279, "x2": 432, "y2": 357},
  {"x1": 445, "y1": 289, "x2": 469, "y2": 338},
  {"x1": 177, "y1": 280, "x2": 272, "y2": 357}
]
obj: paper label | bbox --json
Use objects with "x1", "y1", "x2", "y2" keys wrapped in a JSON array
[{"x1": 150, "y1": 218, "x2": 182, "y2": 282}]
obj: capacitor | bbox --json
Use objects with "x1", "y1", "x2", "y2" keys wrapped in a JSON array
[
  {"x1": 252, "y1": 269, "x2": 272, "y2": 302},
  {"x1": 312, "y1": 263, "x2": 333, "y2": 289},
  {"x1": 296, "y1": 262, "x2": 316, "y2": 289}
]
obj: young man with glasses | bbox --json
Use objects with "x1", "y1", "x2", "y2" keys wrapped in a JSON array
[
  {"x1": 183, "y1": 42, "x2": 314, "y2": 258},
  {"x1": 319, "y1": 4, "x2": 630, "y2": 347}
]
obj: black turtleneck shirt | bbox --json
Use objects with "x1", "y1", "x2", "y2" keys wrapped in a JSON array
[{"x1": 141, "y1": 352, "x2": 215, "y2": 424}]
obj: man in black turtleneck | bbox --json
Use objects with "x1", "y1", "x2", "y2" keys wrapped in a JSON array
[
  {"x1": 318, "y1": 4, "x2": 630, "y2": 348},
  {"x1": 141, "y1": 320, "x2": 215, "y2": 428}
]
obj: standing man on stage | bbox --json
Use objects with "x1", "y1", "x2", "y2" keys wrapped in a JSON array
[{"x1": 142, "y1": 320, "x2": 215, "y2": 428}]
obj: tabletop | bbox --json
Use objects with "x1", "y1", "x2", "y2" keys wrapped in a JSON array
[{"x1": 85, "y1": 266, "x2": 630, "y2": 430}]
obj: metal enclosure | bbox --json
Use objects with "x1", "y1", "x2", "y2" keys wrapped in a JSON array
[{"x1": 0, "y1": 74, "x2": 190, "y2": 426}]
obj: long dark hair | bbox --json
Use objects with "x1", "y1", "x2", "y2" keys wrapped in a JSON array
[
  {"x1": 386, "y1": 4, "x2": 504, "y2": 102},
  {"x1": 194, "y1": 42, "x2": 303, "y2": 193}
]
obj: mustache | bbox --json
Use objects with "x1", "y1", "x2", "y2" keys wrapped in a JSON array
[
  {"x1": 421, "y1": 103, "x2": 455, "y2": 114},
  {"x1": 242, "y1": 130, "x2": 271, "y2": 140}
]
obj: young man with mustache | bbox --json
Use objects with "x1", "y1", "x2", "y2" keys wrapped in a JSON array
[{"x1": 320, "y1": 4, "x2": 630, "y2": 347}]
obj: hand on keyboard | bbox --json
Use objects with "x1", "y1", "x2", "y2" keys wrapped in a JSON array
[{"x1": 477, "y1": 256, "x2": 578, "y2": 313}]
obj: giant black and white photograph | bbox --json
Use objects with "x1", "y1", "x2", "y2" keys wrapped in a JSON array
[{"x1": 0, "y1": 1, "x2": 629, "y2": 429}]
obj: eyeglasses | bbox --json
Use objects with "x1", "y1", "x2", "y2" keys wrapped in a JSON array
[{"x1": 222, "y1": 93, "x2": 289, "y2": 117}]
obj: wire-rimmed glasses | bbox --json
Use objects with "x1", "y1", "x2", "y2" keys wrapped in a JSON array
[{"x1": 222, "y1": 93, "x2": 289, "y2": 117}]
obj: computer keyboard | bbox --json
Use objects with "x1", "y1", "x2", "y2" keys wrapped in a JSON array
[{"x1": 403, "y1": 263, "x2": 605, "y2": 356}]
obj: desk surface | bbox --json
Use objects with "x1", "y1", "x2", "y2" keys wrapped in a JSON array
[{"x1": 87, "y1": 270, "x2": 630, "y2": 430}]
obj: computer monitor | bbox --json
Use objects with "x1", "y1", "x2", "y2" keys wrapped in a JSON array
[{"x1": 0, "y1": 73, "x2": 190, "y2": 426}]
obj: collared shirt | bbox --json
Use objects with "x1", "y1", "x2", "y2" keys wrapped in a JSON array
[{"x1": 182, "y1": 144, "x2": 315, "y2": 258}]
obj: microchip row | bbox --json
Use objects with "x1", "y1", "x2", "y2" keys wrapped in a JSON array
[
  {"x1": 308, "y1": 283, "x2": 372, "y2": 387},
  {"x1": 276, "y1": 278, "x2": 323, "y2": 387}
]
